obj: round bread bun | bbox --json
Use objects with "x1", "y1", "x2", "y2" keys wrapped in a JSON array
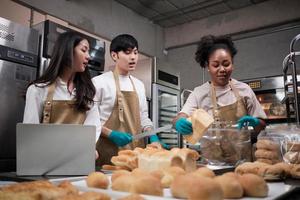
[
  {"x1": 130, "y1": 175, "x2": 163, "y2": 196},
  {"x1": 256, "y1": 158, "x2": 280, "y2": 165},
  {"x1": 161, "y1": 166, "x2": 186, "y2": 188},
  {"x1": 255, "y1": 149, "x2": 279, "y2": 160},
  {"x1": 112, "y1": 174, "x2": 134, "y2": 192},
  {"x1": 170, "y1": 174, "x2": 223, "y2": 200},
  {"x1": 235, "y1": 162, "x2": 268, "y2": 175},
  {"x1": 86, "y1": 172, "x2": 109, "y2": 189},
  {"x1": 256, "y1": 139, "x2": 279, "y2": 151},
  {"x1": 257, "y1": 164, "x2": 283, "y2": 180},
  {"x1": 214, "y1": 174, "x2": 243, "y2": 198},
  {"x1": 190, "y1": 167, "x2": 215, "y2": 178},
  {"x1": 111, "y1": 170, "x2": 131, "y2": 183},
  {"x1": 81, "y1": 191, "x2": 111, "y2": 200},
  {"x1": 290, "y1": 164, "x2": 300, "y2": 178},
  {"x1": 238, "y1": 173, "x2": 268, "y2": 197},
  {"x1": 118, "y1": 193, "x2": 145, "y2": 200}
]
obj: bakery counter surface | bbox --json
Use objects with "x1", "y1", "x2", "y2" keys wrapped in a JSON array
[{"x1": 69, "y1": 174, "x2": 300, "y2": 200}]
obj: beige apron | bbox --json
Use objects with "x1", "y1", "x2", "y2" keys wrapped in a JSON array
[
  {"x1": 200, "y1": 80, "x2": 252, "y2": 165},
  {"x1": 42, "y1": 82, "x2": 86, "y2": 124},
  {"x1": 210, "y1": 80, "x2": 247, "y2": 125},
  {"x1": 96, "y1": 70, "x2": 144, "y2": 166}
]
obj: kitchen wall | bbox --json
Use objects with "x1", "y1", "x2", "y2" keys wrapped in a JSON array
[
  {"x1": 164, "y1": 0, "x2": 300, "y2": 90},
  {"x1": 5, "y1": 0, "x2": 300, "y2": 91}
]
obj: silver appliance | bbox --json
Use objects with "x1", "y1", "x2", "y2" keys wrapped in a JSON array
[
  {"x1": 33, "y1": 20, "x2": 105, "y2": 77},
  {"x1": 152, "y1": 61, "x2": 182, "y2": 148},
  {"x1": 0, "y1": 16, "x2": 39, "y2": 172},
  {"x1": 242, "y1": 75, "x2": 299, "y2": 124}
]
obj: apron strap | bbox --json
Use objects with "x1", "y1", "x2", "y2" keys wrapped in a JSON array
[
  {"x1": 210, "y1": 82, "x2": 219, "y2": 120},
  {"x1": 229, "y1": 81, "x2": 246, "y2": 106},
  {"x1": 42, "y1": 82, "x2": 56, "y2": 123}
]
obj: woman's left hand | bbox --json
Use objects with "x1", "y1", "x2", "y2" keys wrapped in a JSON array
[{"x1": 238, "y1": 115, "x2": 260, "y2": 129}]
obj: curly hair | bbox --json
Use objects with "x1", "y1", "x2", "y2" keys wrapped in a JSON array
[{"x1": 195, "y1": 35, "x2": 237, "y2": 68}]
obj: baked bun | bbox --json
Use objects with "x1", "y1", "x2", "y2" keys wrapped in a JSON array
[
  {"x1": 235, "y1": 162, "x2": 269, "y2": 175},
  {"x1": 238, "y1": 173, "x2": 268, "y2": 197},
  {"x1": 190, "y1": 167, "x2": 215, "y2": 178},
  {"x1": 86, "y1": 172, "x2": 109, "y2": 189},
  {"x1": 111, "y1": 170, "x2": 131, "y2": 183},
  {"x1": 161, "y1": 166, "x2": 186, "y2": 188},
  {"x1": 290, "y1": 164, "x2": 300, "y2": 178},
  {"x1": 256, "y1": 139, "x2": 279, "y2": 151},
  {"x1": 102, "y1": 164, "x2": 130, "y2": 171},
  {"x1": 214, "y1": 173, "x2": 243, "y2": 198},
  {"x1": 184, "y1": 109, "x2": 214, "y2": 144},
  {"x1": 170, "y1": 174, "x2": 223, "y2": 200},
  {"x1": 112, "y1": 174, "x2": 163, "y2": 196},
  {"x1": 117, "y1": 194, "x2": 144, "y2": 200},
  {"x1": 255, "y1": 149, "x2": 279, "y2": 160}
]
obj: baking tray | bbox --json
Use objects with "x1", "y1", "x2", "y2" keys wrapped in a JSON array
[{"x1": 70, "y1": 175, "x2": 295, "y2": 200}]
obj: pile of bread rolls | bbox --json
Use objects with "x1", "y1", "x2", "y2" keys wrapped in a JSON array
[
  {"x1": 87, "y1": 165, "x2": 269, "y2": 199},
  {"x1": 0, "y1": 180, "x2": 111, "y2": 200},
  {"x1": 103, "y1": 145, "x2": 200, "y2": 173},
  {"x1": 235, "y1": 161, "x2": 300, "y2": 180},
  {"x1": 255, "y1": 139, "x2": 281, "y2": 164}
]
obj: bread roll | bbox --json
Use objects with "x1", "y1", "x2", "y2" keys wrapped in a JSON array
[
  {"x1": 238, "y1": 173, "x2": 268, "y2": 197},
  {"x1": 112, "y1": 174, "x2": 163, "y2": 196},
  {"x1": 256, "y1": 139, "x2": 279, "y2": 151},
  {"x1": 171, "y1": 174, "x2": 223, "y2": 200},
  {"x1": 255, "y1": 149, "x2": 279, "y2": 160},
  {"x1": 111, "y1": 154, "x2": 138, "y2": 170},
  {"x1": 191, "y1": 167, "x2": 215, "y2": 178},
  {"x1": 184, "y1": 109, "x2": 214, "y2": 144},
  {"x1": 117, "y1": 194, "x2": 144, "y2": 200},
  {"x1": 161, "y1": 166, "x2": 186, "y2": 188},
  {"x1": 111, "y1": 170, "x2": 131, "y2": 183},
  {"x1": 214, "y1": 174, "x2": 243, "y2": 198},
  {"x1": 86, "y1": 172, "x2": 109, "y2": 189},
  {"x1": 290, "y1": 164, "x2": 300, "y2": 178},
  {"x1": 235, "y1": 162, "x2": 268, "y2": 175}
]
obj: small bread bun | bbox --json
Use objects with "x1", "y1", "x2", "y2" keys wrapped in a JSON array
[
  {"x1": 290, "y1": 164, "x2": 300, "y2": 178},
  {"x1": 81, "y1": 191, "x2": 111, "y2": 200},
  {"x1": 86, "y1": 172, "x2": 109, "y2": 189},
  {"x1": 256, "y1": 139, "x2": 279, "y2": 151},
  {"x1": 235, "y1": 162, "x2": 268, "y2": 175},
  {"x1": 117, "y1": 194, "x2": 145, "y2": 200},
  {"x1": 238, "y1": 173, "x2": 268, "y2": 197},
  {"x1": 257, "y1": 164, "x2": 283, "y2": 180},
  {"x1": 255, "y1": 149, "x2": 279, "y2": 160},
  {"x1": 190, "y1": 167, "x2": 215, "y2": 178},
  {"x1": 171, "y1": 174, "x2": 223, "y2": 200},
  {"x1": 111, "y1": 170, "x2": 131, "y2": 183},
  {"x1": 102, "y1": 164, "x2": 131, "y2": 171},
  {"x1": 256, "y1": 158, "x2": 280, "y2": 165},
  {"x1": 161, "y1": 166, "x2": 186, "y2": 188},
  {"x1": 214, "y1": 174, "x2": 243, "y2": 198}
]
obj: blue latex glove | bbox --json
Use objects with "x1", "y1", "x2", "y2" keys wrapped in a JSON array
[
  {"x1": 237, "y1": 115, "x2": 260, "y2": 129},
  {"x1": 149, "y1": 135, "x2": 170, "y2": 149},
  {"x1": 175, "y1": 118, "x2": 193, "y2": 135},
  {"x1": 108, "y1": 130, "x2": 132, "y2": 147}
]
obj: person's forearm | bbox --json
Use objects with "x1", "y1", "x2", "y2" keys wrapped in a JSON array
[
  {"x1": 101, "y1": 126, "x2": 112, "y2": 138},
  {"x1": 172, "y1": 112, "x2": 189, "y2": 125}
]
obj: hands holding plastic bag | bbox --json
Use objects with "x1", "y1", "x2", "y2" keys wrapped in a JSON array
[
  {"x1": 108, "y1": 130, "x2": 132, "y2": 147},
  {"x1": 175, "y1": 118, "x2": 193, "y2": 135},
  {"x1": 238, "y1": 115, "x2": 260, "y2": 129}
]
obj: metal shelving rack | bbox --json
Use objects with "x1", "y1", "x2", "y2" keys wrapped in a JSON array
[{"x1": 282, "y1": 34, "x2": 300, "y2": 124}]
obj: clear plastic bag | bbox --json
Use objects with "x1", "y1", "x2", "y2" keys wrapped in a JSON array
[{"x1": 199, "y1": 127, "x2": 252, "y2": 167}]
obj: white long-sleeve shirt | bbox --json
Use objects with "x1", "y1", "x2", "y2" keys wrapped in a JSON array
[
  {"x1": 23, "y1": 78, "x2": 101, "y2": 141},
  {"x1": 92, "y1": 71, "x2": 153, "y2": 131}
]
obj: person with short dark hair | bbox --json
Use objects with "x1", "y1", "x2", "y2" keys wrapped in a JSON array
[
  {"x1": 23, "y1": 31, "x2": 101, "y2": 158},
  {"x1": 93, "y1": 34, "x2": 165, "y2": 166},
  {"x1": 173, "y1": 35, "x2": 266, "y2": 136}
]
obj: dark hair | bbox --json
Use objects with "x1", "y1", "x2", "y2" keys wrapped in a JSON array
[
  {"x1": 29, "y1": 31, "x2": 95, "y2": 111},
  {"x1": 195, "y1": 35, "x2": 237, "y2": 68},
  {"x1": 110, "y1": 34, "x2": 138, "y2": 53}
]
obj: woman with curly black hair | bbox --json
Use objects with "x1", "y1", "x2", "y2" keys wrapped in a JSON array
[{"x1": 173, "y1": 35, "x2": 266, "y2": 135}]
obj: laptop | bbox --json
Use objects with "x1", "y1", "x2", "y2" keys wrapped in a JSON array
[{"x1": 16, "y1": 123, "x2": 96, "y2": 176}]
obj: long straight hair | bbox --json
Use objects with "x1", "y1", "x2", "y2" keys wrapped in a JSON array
[{"x1": 29, "y1": 31, "x2": 95, "y2": 111}]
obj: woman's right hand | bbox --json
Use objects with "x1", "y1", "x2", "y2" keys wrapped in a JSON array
[
  {"x1": 175, "y1": 118, "x2": 193, "y2": 135},
  {"x1": 108, "y1": 130, "x2": 132, "y2": 147}
]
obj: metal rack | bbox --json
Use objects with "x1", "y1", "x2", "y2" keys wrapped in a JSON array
[{"x1": 282, "y1": 34, "x2": 300, "y2": 124}]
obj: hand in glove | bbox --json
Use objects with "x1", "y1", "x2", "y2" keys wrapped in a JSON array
[
  {"x1": 149, "y1": 135, "x2": 170, "y2": 149},
  {"x1": 175, "y1": 118, "x2": 193, "y2": 135},
  {"x1": 108, "y1": 130, "x2": 132, "y2": 147},
  {"x1": 238, "y1": 115, "x2": 260, "y2": 129}
]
